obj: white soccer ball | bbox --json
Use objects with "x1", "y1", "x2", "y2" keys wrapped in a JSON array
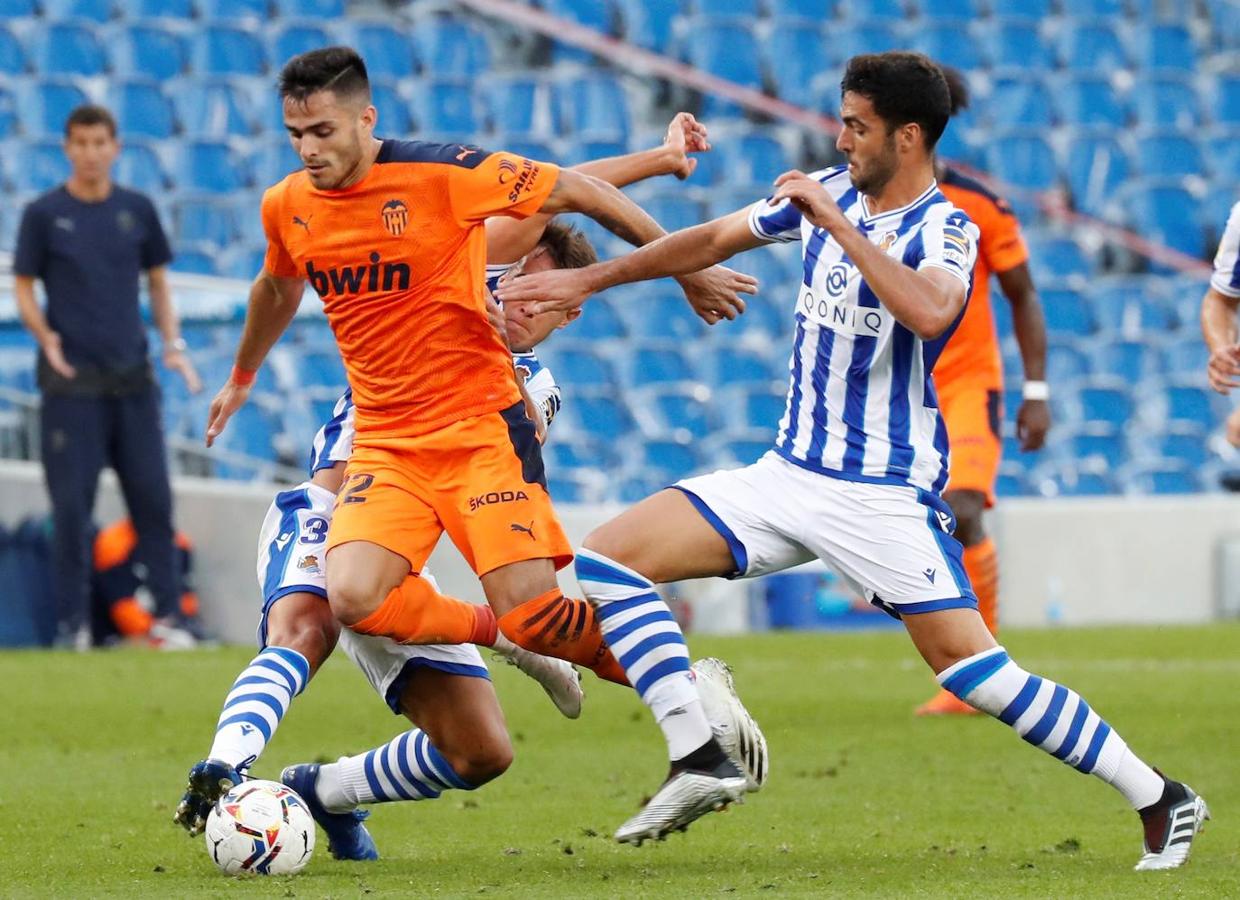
[{"x1": 203, "y1": 779, "x2": 315, "y2": 876}]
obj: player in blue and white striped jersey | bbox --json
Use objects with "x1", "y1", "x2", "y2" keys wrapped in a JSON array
[
  {"x1": 1201, "y1": 200, "x2": 1240, "y2": 445},
  {"x1": 499, "y1": 51, "x2": 1207, "y2": 866}
]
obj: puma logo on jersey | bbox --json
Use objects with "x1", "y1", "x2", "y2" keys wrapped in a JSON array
[
  {"x1": 292, "y1": 214, "x2": 312, "y2": 233},
  {"x1": 511, "y1": 521, "x2": 536, "y2": 541},
  {"x1": 468, "y1": 490, "x2": 530, "y2": 512},
  {"x1": 456, "y1": 146, "x2": 478, "y2": 161},
  {"x1": 306, "y1": 253, "x2": 411, "y2": 298}
]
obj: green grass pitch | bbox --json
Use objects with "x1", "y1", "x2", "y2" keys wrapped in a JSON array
[{"x1": 1, "y1": 624, "x2": 1236, "y2": 898}]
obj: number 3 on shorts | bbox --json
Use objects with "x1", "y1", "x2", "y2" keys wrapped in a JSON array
[{"x1": 339, "y1": 473, "x2": 375, "y2": 505}]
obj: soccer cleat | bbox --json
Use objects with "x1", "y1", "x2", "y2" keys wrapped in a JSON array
[
  {"x1": 915, "y1": 688, "x2": 982, "y2": 717},
  {"x1": 691, "y1": 657, "x2": 769, "y2": 791},
  {"x1": 149, "y1": 618, "x2": 199, "y2": 651},
  {"x1": 492, "y1": 636, "x2": 583, "y2": 719},
  {"x1": 1134, "y1": 778, "x2": 1210, "y2": 871},
  {"x1": 281, "y1": 763, "x2": 379, "y2": 861},
  {"x1": 174, "y1": 758, "x2": 242, "y2": 835},
  {"x1": 614, "y1": 755, "x2": 748, "y2": 846}
]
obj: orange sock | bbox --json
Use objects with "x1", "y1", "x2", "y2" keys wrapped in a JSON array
[
  {"x1": 498, "y1": 589, "x2": 630, "y2": 686},
  {"x1": 964, "y1": 537, "x2": 999, "y2": 636},
  {"x1": 351, "y1": 574, "x2": 497, "y2": 646}
]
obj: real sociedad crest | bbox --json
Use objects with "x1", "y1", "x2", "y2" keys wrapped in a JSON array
[{"x1": 381, "y1": 199, "x2": 408, "y2": 236}]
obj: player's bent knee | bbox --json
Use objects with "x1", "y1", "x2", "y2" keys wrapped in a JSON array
[
  {"x1": 326, "y1": 573, "x2": 387, "y2": 626},
  {"x1": 944, "y1": 490, "x2": 987, "y2": 547},
  {"x1": 441, "y1": 736, "x2": 513, "y2": 787}
]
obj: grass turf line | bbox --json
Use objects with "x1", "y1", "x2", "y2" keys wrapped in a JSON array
[{"x1": 0, "y1": 625, "x2": 1236, "y2": 898}]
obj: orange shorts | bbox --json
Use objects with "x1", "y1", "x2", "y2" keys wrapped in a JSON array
[
  {"x1": 325, "y1": 402, "x2": 573, "y2": 576},
  {"x1": 938, "y1": 382, "x2": 1003, "y2": 508}
]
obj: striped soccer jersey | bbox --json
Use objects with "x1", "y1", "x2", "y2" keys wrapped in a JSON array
[
  {"x1": 1211, "y1": 200, "x2": 1240, "y2": 298},
  {"x1": 747, "y1": 166, "x2": 980, "y2": 495}
]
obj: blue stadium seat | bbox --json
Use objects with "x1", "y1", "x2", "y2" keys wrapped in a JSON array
[
  {"x1": 1058, "y1": 23, "x2": 1129, "y2": 73},
  {"x1": 173, "y1": 79, "x2": 257, "y2": 138},
  {"x1": 983, "y1": 17, "x2": 1053, "y2": 71},
  {"x1": 1056, "y1": 75, "x2": 1128, "y2": 127},
  {"x1": 649, "y1": 386, "x2": 719, "y2": 440},
  {"x1": 109, "y1": 23, "x2": 187, "y2": 80},
  {"x1": 17, "y1": 141, "x2": 70, "y2": 193},
  {"x1": 834, "y1": 20, "x2": 904, "y2": 61},
  {"x1": 130, "y1": 0, "x2": 193, "y2": 14},
  {"x1": 251, "y1": 140, "x2": 302, "y2": 186},
  {"x1": 984, "y1": 130, "x2": 1058, "y2": 191},
  {"x1": 717, "y1": 134, "x2": 792, "y2": 189},
  {"x1": 985, "y1": 73, "x2": 1054, "y2": 127},
  {"x1": 571, "y1": 296, "x2": 627, "y2": 340},
  {"x1": 273, "y1": 0, "x2": 345, "y2": 15},
  {"x1": 346, "y1": 22, "x2": 418, "y2": 80},
  {"x1": 915, "y1": 22, "x2": 987, "y2": 72},
  {"x1": 631, "y1": 344, "x2": 695, "y2": 386},
  {"x1": 268, "y1": 22, "x2": 332, "y2": 64},
  {"x1": 615, "y1": 0, "x2": 679, "y2": 52},
  {"x1": 616, "y1": 285, "x2": 707, "y2": 340},
  {"x1": 1216, "y1": 74, "x2": 1240, "y2": 126},
  {"x1": 843, "y1": 0, "x2": 904, "y2": 19},
  {"x1": 1059, "y1": 0, "x2": 1124, "y2": 13},
  {"x1": 1135, "y1": 129, "x2": 1205, "y2": 178},
  {"x1": 483, "y1": 75, "x2": 550, "y2": 136},
  {"x1": 1024, "y1": 233, "x2": 1092, "y2": 278},
  {"x1": 641, "y1": 439, "x2": 701, "y2": 480},
  {"x1": 173, "y1": 141, "x2": 250, "y2": 193},
  {"x1": 414, "y1": 18, "x2": 491, "y2": 79},
  {"x1": 199, "y1": 0, "x2": 269, "y2": 19},
  {"x1": 1045, "y1": 341, "x2": 1093, "y2": 382},
  {"x1": 298, "y1": 351, "x2": 347, "y2": 388},
  {"x1": 1128, "y1": 462, "x2": 1202, "y2": 495},
  {"x1": 1120, "y1": 179, "x2": 1205, "y2": 260},
  {"x1": 995, "y1": 464, "x2": 1033, "y2": 498},
  {"x1": 107, "y1": 80, "x2": 176, "y2": 139},
  {"x1": 1049, "y1": 462, "x2": 1119, "y2": 497},
  {"x1": 1094, "y1": 341, "x2": 1164, "y2": 381},
  {"x1": 572, "y1": 389, "x2": 636, "y2": 440},
  {"x1": 173, "y1": 196, "x2": 239, "y2": 248},
  {"x1": 115, "y1": 141, "x2": 168, "y2": 193},
  {"x1": 703, "y1": 347, "x2": 780, "y2": 388},
  {"x1": 43, "y1": 0, "x2": 114, "y2": 21},
  {"x1": 216, "y1": 244, "x2": 266, "y2": 280},
  {"x1": 217, "y1": 404, "x2": 277, "y2": 459},
  {"x1": 1204, "y1": 127, "x2": 1240, "y2": 189},
  {"x1": 171, "y1": 246, "x2": 217, "y2": 275},
  {"x1": 1133, "y1": 24, "x2": 1197, "y2": 73},
  {"x1": 0, "y1": 0, "x2": 37, "y2": 14},
  {"x1": 767, "y1": 21, "x2": 825, "y2": 108},
  {"x1": 1040, "y1": 285, "x2": 1095, "y2": 337},
  {"x1": 1132, "y1": 74, "x2": 1202, "y2": 130},
  {"x1": 991, "y1": 0, "x2": 1051, "y2": 13},
  {"x1": 1069, "y1": 424, "x2": 1127, "y2": 469},
  {"x1": 547, "y1": 474, "x2": 591, "y2": 504},
  {"x1": 1092, "y1": 279, "x2": 1177, "y2": 334},
  {"x1": 0, "y1": 86, "x2": 16, "y2": 139},
  {"x1": 191, "y1": 26, "x2": 267, "y2": 77},
  {"x1": 740, "y1": 386, "x2": 786, "y2": 431},
  {"x1": 1164, "y1": 383, "x2": 1219, "y2": 427},
  {"x1": 371, "y1": 80, "x2": 414, "y2": 138},
  {"x1": 1063, "y1": 130, "x2": 1132, "y2": 216},
  {"x1": 544, "y1": 0, "x2": 615, "y2": 35},
  {"x1": 685, "y1": 18, "x2": 763, "y2": 114},
  {"x1": 0, "y1": 26, "x2": 27, "y2": 75},
  {"x1": 720, "y1": 432, "x2": 775, "y2": 466},
  {"x1": 920, "y1": 0, "x2": 981, "y2": 16},
  {"x1": 31, "y1": 21, "x2": 108, "y2": 77},
  {"x1": 412, "y1": 78, "x2": 481, "y2": 139},
  {"x1": 559, "y1": 138, "x2": 628, "y2": 168},
  {"x1": 637, "y1": 192, "x2": 705, "y2": 234},
  {"x1": 543, "y1": 345, "x2": 616, "y2": 389},
  {"x1": 1163, "y1": 338, "x2": 1204, "y2": 376},
  {"x1": 556, "y1": 75, "x2": 629, "y2": 141}
]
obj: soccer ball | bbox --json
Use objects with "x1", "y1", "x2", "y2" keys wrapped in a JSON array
[{"x1": 203, "y1": 780, "x2": 315, "y2": 876}]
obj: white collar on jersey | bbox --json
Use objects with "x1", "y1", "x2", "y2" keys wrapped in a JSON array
[{"x1": 857, "y1": 179, "x2": 939, "y2": 226}]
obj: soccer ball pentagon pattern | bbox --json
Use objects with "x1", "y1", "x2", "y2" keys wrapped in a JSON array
[{"x1": 203, "y1": 780, "x2": 315, "y2": 876}]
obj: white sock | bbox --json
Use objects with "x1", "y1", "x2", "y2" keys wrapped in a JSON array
[
  {"x1": 938, "y1": 646, "x2": 1164, "y2": 808},
  {"x1": 313, "y1": 728, "x2": 475, "y2": 813},
  {"x1": 208, "y1": 647, "x2": 309, "y2": 770}
]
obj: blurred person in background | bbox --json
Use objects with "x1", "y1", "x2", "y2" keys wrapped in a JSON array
[
  {"x1": 13, "y1": 104, "x2": 202, "y2": 650},
  {"x1": 915, "y1": 66, "x2": 1051, "y2": 715},
  {"x1": 1202, "y1": 199, "x2": 1240, "y2": 446}
]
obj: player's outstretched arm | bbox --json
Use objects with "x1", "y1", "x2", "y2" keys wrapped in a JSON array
[
  {"x1": 205, "y1": 271, "x2": 304, "y2": 446},
  {"x1": 485, "y1": 112, "x2": 709, "y2": 265},
  {"x1": 771, "y1": 170, "x2": 966, "y2": 339},
  {"x1": 495, "y1": 206, "x2": 762, "y2": 316},
  {"x1": 997, "y1": 263, "x2": 1050, "y2": 450},
  {"x1": 1202, "y1": 285, "x2": 1240, "y2": 394}
]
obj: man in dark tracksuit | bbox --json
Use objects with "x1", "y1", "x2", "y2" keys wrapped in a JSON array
[{"x1": 13, "y1": 104, "x2": 202, "y2": 649}]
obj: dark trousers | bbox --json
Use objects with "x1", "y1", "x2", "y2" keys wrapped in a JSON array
[{"x1": 40, "y1": 386, "x2": 179, "y2": 633}]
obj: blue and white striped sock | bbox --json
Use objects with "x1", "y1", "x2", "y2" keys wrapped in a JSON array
[
  {"x1": 939, "y1": 646, "x2": 1164, "y2": 808},
  {"x1": 317, "y1": 729, "x2": 476, "y2": 811},
  {"x1": 208, "y1": 647, "x2": 309, "y2": 771},
  {"x1": 575, "y1": 548, "x2": 712, "y2": 760}
]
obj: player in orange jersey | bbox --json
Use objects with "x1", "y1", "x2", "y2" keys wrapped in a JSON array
[
  {"x1": 915, "y1": 67, "x2": 1051, "y2": 716},
  {"x1": 203, "y1": 47, "x2": 758, "y2": 841}
]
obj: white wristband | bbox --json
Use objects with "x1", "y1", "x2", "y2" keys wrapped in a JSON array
[{"x1": 1022, "y1": 380, "x2": 1049, "y2": 402}]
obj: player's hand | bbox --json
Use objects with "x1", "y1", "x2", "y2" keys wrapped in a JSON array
[
  {"x1": 494, "y1": 267, "x2": 593, "y2": 316},
  {"x1": 1226, "y1": 407, "x2": 1240, "y2": 447},
  {"x1": 675, "y1": 265, "x2": 758, "y2": 324},
  {"x1": 663, "y1": 112, "x2": 709, "y2": 180},
  {"x1": 164, "y1": 348, "x2": 203, "y2": 395},
  {"x1": 485, "y1": 292, "x2": 509, "y2": 348},
  {"x1": 40, "y1": 331, "x2": 77, "y2": 379},
  {"x1": 1207, "y1": 344, "x2": 1240, "y2": 394},
  {"x1": 770, "y1": 170, "x2": 849, "y2": 233},
  {"x1": 1017, "y1": 399, "x2": 1051, "y2": 451},
  {"x1": 205, "y1": 380, "x2": 252, "y2": 447}
]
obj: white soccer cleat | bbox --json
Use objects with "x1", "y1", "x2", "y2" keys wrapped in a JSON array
[
  {"x1": 1134, "y1": 780, "x2": 1210, "y2": 871},
  {"x1": 692, "y1": 657, "x2": 769, "y2": 792},
  {"x1": 492, "y1": 634, "x2": 583, "y2": 719},
  {"x1": 614, "y1": 760, "x2": 748, "y2": 846}
]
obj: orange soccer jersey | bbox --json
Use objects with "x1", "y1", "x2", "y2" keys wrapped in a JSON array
[
  {"x1": 261, "y1": 140, "x2": 560, "y2": 438},
  {"x1": 934, "y1": 168, "x2": 1029, "y2": 393}
]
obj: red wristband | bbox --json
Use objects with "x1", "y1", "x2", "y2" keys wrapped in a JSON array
[{"x1": 230, "y1": 365, "x2": 257, "y2": 387}]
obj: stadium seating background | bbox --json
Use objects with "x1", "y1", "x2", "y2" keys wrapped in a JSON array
[{"x1": 0, "y1": 0, "x2": 1235, "y2": 500}]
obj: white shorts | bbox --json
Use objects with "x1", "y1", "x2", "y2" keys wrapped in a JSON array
[
  {"x1": 674, "y1": 452, "x2": 977, "y2": 618},
  {"x1": 255, "y1": 482, "x2": 489, "y2": 711}
]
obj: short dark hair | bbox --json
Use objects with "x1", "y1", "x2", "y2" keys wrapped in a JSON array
[
  {"x1": 64, "y1": 104, "x2": 116, "y2": 138},
  {"x1": 940, "y1": 65, "x2": 970, "y2": 117},
  {"x1": 278, "y1": 46, "x2": 370, "y2": 104},
  {"x1": 537, "y1": 220, "x2": 598, "y2": 270},
  {"x1": 840, "y1": 52, "x2": 951, "y2": 149}
]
